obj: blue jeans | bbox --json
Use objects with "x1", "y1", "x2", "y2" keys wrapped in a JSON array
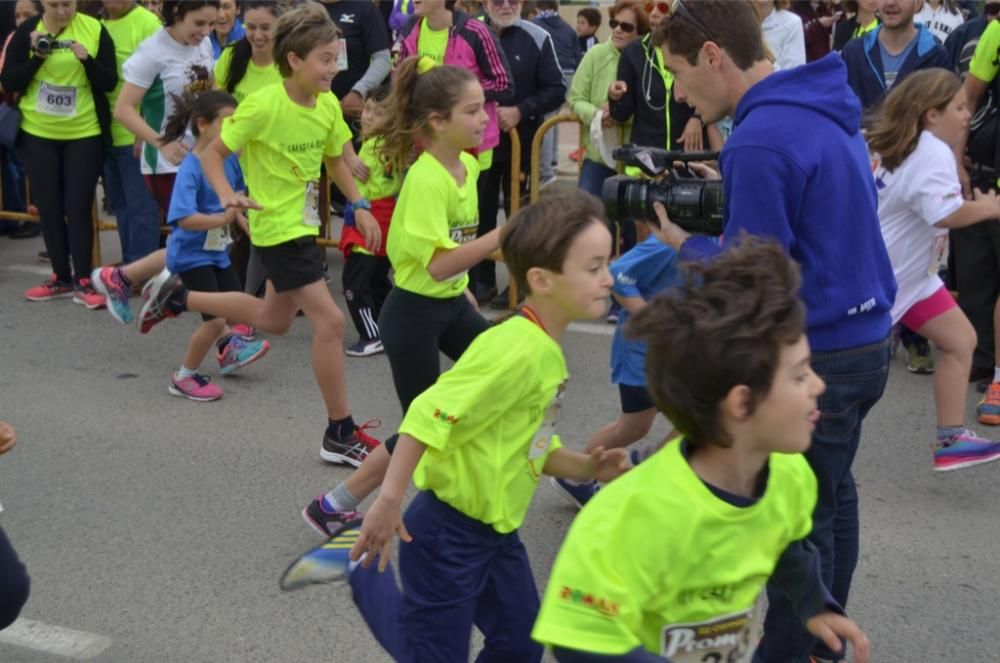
[
  {"x1": 577, "y1": 158, "x2": 616, "y2": 198},
  {"x1": 754, "y1": 337, "x2": 890, "y2": 663},
  {"x1": 104, "y1": 145, "x2": 161, "y2": 264},
  {"x1": 350, "y1": 491, "x2": 543, "y2": 663}
]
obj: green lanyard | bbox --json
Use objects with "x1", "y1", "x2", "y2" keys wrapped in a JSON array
[{"x1": 652, "y1": 38, "x2": 674, "y2": 150}]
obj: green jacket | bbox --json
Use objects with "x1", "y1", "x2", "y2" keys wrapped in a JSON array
[{"x1": 569, "y1": 40, "x2": 630, "y2": 167}]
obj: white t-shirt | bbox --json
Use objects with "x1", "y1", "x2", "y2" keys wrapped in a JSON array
[
  {"x1": 873, "y1": 131, "x2": 962, "y2": 324},
  {"x1": 915, "y1": 4, "x2": 966, "y2": 44},
  {"x1": 122, "y1": 28, "x2": 214, "y2": 175},
  {"x1": 762, "y1": 8, "x2": 806, "y2": 71}
]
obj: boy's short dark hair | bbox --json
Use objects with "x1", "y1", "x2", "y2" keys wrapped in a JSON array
[
  {"x1": 627, "y1": 237, "x2": 805, "y2": 448},
  {"x1": 500, "y1": 192, "x2": 606, "y2": 297},
  {"x1": 652, "y1": 0, "x2": 765, "y2": 70},
  {"x1": 577, "y1": 7, "x2": 601, "y2": 27}
]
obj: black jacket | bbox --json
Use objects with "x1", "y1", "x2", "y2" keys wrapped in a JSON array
[
  {"x1": 608, "y1": 35, "x2": 697, "y2": 151},
  {"x1": 486, "y1": 17, "x2": 566, "y2": 166},
  {"x1": 532, "y1": 12, "x2": 582, "y2": 73},
  {"x1": 1, "y1": 16, "x2": 117, "y2": 148}
]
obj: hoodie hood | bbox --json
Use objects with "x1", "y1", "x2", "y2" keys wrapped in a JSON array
[{"x1": 733, "y1": 54, "x2": 861, "y2": 136}]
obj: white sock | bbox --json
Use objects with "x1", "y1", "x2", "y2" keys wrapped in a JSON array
[
  {"x1": 993, "y1": 366, "x2": 1000, "y2": 384},
  {"x1": 176, "y1": 365, "x2": 197, "y2": 379}
]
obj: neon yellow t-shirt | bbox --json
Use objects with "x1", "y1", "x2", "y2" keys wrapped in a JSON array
[
  {"x1": 970, "y1": 20, "x2": 1000, "y2": 84},
  {"x1": 402, "y1": 315, "x2": 567, "y2": 534},
  {"x1": 102, "y1": 4, "x2": 161, "y2": 147},
  {"x1": 357, "y1": 137, "x2": 401, "y2": 202},
  {"x1": 20, "y1": 13, "x2": 103, "y2": 141},
  {"x1": 220, "y1": 83, "x2": 353, "y2": 247},
  {"x1": 854, "y1": 18, "x2": 879, "y2": 39},
  {"x1": 387, "y1": 150, "x2": 480, "y2": 297},
  {"x1": 213, "y1": 46, "x2": 282, "y2": 104},
  {"x1": 532, "y1": 438, "x2": 817, "y2": 659},
  {"x1": 417, "y1": 18, "x2": 449, "y2": 64}
]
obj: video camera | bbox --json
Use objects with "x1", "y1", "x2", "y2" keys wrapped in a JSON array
[
  {"x1": 601, "y1": 145, "x2": 724, "y2": 236},
  {"x1": 34, "y1": 35, "x2": 74, "y2": 55}
]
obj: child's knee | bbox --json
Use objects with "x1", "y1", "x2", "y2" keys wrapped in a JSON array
[{"x1": 311, "y1": 305, "x2": 345, "y2": 340}]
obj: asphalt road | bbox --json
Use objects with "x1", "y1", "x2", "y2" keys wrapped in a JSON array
[{"x1": 1, "y1": 228, "x2": 998, "y2": 663}]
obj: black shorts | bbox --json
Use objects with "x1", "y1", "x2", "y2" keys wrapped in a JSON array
[
  {"x1": 256, "y1": 236, "x2": 325, "y2": 293},
  {"x1": 619, "y1": 383, "x2": 655, "y2": 414},
  {"x1": 178, "y1": 264, "x2": 241, "y2": 322}
]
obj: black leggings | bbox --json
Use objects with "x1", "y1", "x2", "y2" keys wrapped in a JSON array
[
  {"x1": 0, "y1": 526, "x2": 29, "y2": 630},
  {"x1": 378, "y1": 287, "x2": 491, "y2": 413},
  {"x1": 16, "y1": 132, "x2": 104, "y2": 283},
  {"x1": 178, "y1": 264, "x2": 242, "y2": 322}
]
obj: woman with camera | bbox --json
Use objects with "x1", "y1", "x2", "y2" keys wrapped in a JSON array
[{"x1": 0, "y1": 0, "x2": 118, "y2": 307}]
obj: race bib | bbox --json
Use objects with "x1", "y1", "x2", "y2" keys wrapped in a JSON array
[
  {"x1": 37, "y1": 81, "x2": 76, "y2": 117},
  {"x1": 928, "y1": 233, "x2": 949, "y2": 276},
  {"x1": 336, "y1": 38, "x2": 348, "y2": 71},
  {"x1": 449, "y1": 223, "x2": 477, "y2": 245},
  {"x1": 660, "y1": 610, "x2": 753, "y2": 663},
  {"x1": 304, "y1": 181, "x2": 321, "y2": 227},
  {"x1": 203, "y1": 225, "x2": 231, "y2": 252}
]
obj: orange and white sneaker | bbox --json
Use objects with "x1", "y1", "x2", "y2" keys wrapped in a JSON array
[
  {"x1": 24, "y1": 275, "x2": 73, "y2": 302},
  {"x1": 977, "y1": 382, "x2": 1000, "y2": 426},
  {"x1": 72, "y1": 278, "x2": 106, "y2": 310}
]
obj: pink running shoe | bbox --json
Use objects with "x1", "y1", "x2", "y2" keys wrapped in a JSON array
[
  {"x1": 229, "y1": 323, "x2": 256, "y2": 341},
  {"x1": 72, "y1": 278, "x2": 106, "y2": 310},
  {"x1": 168, "y1": 373, "x2": 223, "y2": 402},
  {"x1": 24, "y1": 275, "x2": 73, "y2": 302},
  {"x1": 91, "y1": 266, "x2": 132, "y2": 323}
]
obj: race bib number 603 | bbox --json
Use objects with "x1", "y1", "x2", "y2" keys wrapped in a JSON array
[{"x1": 37, "y1": 82, "x2": 77, "y2": 117}]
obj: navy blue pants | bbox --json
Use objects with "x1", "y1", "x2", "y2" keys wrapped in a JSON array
[
  {"x1": 754, "y1": 337, "x2": 890, "y2": 662},
  {"x1": 350, "y1": 492, "x2": 543, "y2": 663},
  {"x1": 0, "y1": 526, "x2": 29, "y2": 630}
]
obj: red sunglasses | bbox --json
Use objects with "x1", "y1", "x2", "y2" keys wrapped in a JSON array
[{"x1": 646, "y1": 2, "x2": 670, "y2": 14}]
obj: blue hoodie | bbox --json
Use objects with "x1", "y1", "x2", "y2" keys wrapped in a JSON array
[{"x1": 681, "y1": 54, "x2": 896, "y2": 352}]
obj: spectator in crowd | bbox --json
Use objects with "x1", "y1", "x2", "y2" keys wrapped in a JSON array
[
  {"x1": 520, "y1": 0, "x2": 538, "y2": 20},
  {"x1": 915, "y1": 0, "x2": 966, "y2": 44},
  {"x1": 576, "y1": 6, "x2": 601, "y2": 53},
  {"x1": 533, "y1": 0, "x2": 581, "y2": 187},
  {"x1": 751, "y1": 0, "x2": 807, "y2": 70},
  {"x1": 944, "y1": 0, "x2": 1000, "y2": 71},
  {"x1": 320, "y1": 0, "x2": 391, "y2": 124},
  {"x1": 650, "y1": 2, "x2": 895, "y2": 660},
  {"x1": 389, "y1": 0, "x2": 415, "y2": 37},
  {"x1": 113, "y1": 0, "x2": 217, "y2": 220},
  {"x1": 0, "y1": 0, "x2": 39, "y2": 241},
  {"x1": 0, "y1": 421, "x2": 29, "y2": 632},
  {"x1": 833, "y1": 0, "x2": 879, "y2": 51},
  {"x1": 474, "y1": 0, "x2": 566, "y2": 305},
  {"x1": 1, "y1": 0, "x2": 119, "y2": 307},
  {"x1": 101, "y1": 0, "x2": 163, "y2": 265},
  {"x1": 792, "y1": 0, "x2": 840, "y2": 62},
  {"x1": 140, "y1": 0, "x2": 162, "y2": 20},
  {"x1": 842, "y1": 0, "x2": 949, "y2": 374},
  {"x1": 570, "y1": 0, "x2": 646, "y2": 198},
  {"x1": 209, "y1": 0, "x2": 243, "y2": 59}
]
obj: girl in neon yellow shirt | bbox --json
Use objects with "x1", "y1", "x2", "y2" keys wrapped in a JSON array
[
  {"x1": 297, "y1": 57, "x2": 505, "y2": 540},
  {"x1": 214, "y1": 1, "x2": 282, "y2": 104}
]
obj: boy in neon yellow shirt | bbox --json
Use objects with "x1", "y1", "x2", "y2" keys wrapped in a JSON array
[
  {"x1": 280, "y1": 192, "x2": 632, "y2": 662},
  {"x1": 531, "y1": 239, "x2": 872, "y2": 663}
]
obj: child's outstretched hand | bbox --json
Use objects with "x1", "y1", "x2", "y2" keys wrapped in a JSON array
[
  {"x1": 589, "y1": 446, "x2": 631, "y2": 483},
  {"x1": 354, "y1": 208, "x2": 383, "y2": 253},
  {"x1": 0, "y1": 421, "x2": 16, "y2": 455},
  {"x1": 221, "y1": 192, "x2": 262, "y2": 213},
  {"x1": 806, "y1": 612, "x2": 870, "y2": 663},
  {"x1": 350, "y1": 495, "x2": 412, "y2": 572}
]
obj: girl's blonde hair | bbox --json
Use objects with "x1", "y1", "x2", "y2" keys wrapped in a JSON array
[
  {"x1": 369, "y1": 57, "x2": 479, "y2": 176},
  {"x1": 866, "y1": 68, "x2": 963, "y2": 172}
]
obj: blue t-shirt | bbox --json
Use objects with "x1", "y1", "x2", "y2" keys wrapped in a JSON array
[
  {"x1": 610, "y1": 235, "x2": 681, "y2": 386},
  {"x1": 879, "y1": 33, "x2": 917, "y2": 88},
  {"x1": 165, "y1": 152, "x2": 244, "y2": 274}
]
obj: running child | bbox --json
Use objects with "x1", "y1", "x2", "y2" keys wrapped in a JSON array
[
  {"x1": 280, "y1": 192, "x2": 632, "y2": 663},
  {"x1": 94, "y1": 91, "x2": 270, "y2": 401},
  {"x1": 532, "y1": 238, "x2": 871, "y2": 663},
  {"x1": 867, "y1": 68, "x2": 1000, "y2": 472},
  {"x1": 552, "y1": 228, "x2": 681, "y2": 508},
  {"x1": 137, "y1": 2, "x2": 383, "y2": 460},
  {"x1": 299, "y1": 57, "x2": 501, "y2": 534},
  {"x1": 339, "y1": 82, "x2": 399, "y2": 358}
]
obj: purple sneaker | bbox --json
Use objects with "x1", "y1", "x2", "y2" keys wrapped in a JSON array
[{"x1": 302, "y1": 495, "x2": 363, "y2": 538}]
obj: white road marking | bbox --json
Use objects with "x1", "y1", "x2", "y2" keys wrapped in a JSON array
[
  {"x1": 0, "y1": 618, "x2": 113, "y2": 659},
  {"x1": 4, "y1": 265, "x2": 53, "y2": 277}
]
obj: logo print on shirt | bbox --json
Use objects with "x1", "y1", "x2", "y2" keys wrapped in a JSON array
[{"x1": 338, "y1": 13, "x2": 355, "y2": 23}]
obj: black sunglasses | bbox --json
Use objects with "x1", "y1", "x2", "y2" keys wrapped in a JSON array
[
  {"x1": 670, "y1": 0, "x2": 719, "y2": 43},
  {"x1": 608, "y1": 19, "x2": 635, "y2": 34},
  {"x1": 609, "y1": 18, "x2": 637, "y2": 33}
]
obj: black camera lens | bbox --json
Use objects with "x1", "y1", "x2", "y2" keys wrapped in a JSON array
[{"x1": 601, "y1": 175, "x2": 724, "y2": 236}]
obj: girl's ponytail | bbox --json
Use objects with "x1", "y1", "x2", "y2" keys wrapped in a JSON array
[
  {"x1": 160, "y1": 90, "x2": 238, "y2": 144},
  {"x1": 161, "y1": 92, "x2": 198, "y2": 144}
]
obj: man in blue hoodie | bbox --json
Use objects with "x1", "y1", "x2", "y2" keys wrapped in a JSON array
[{"x1": 650, "y1": 2, "x2": 896, "y2": 662}]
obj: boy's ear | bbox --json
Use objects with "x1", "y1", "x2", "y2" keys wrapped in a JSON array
[
  {"x1": 525, "y1": 266, "x2": 551, "y2": 295},
  {"x1": 286, "y1": 51, "x2": 301, "y2": 72},
  {"x1": 721, "y1": 384, "x2": 753, "y2": 422}
]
